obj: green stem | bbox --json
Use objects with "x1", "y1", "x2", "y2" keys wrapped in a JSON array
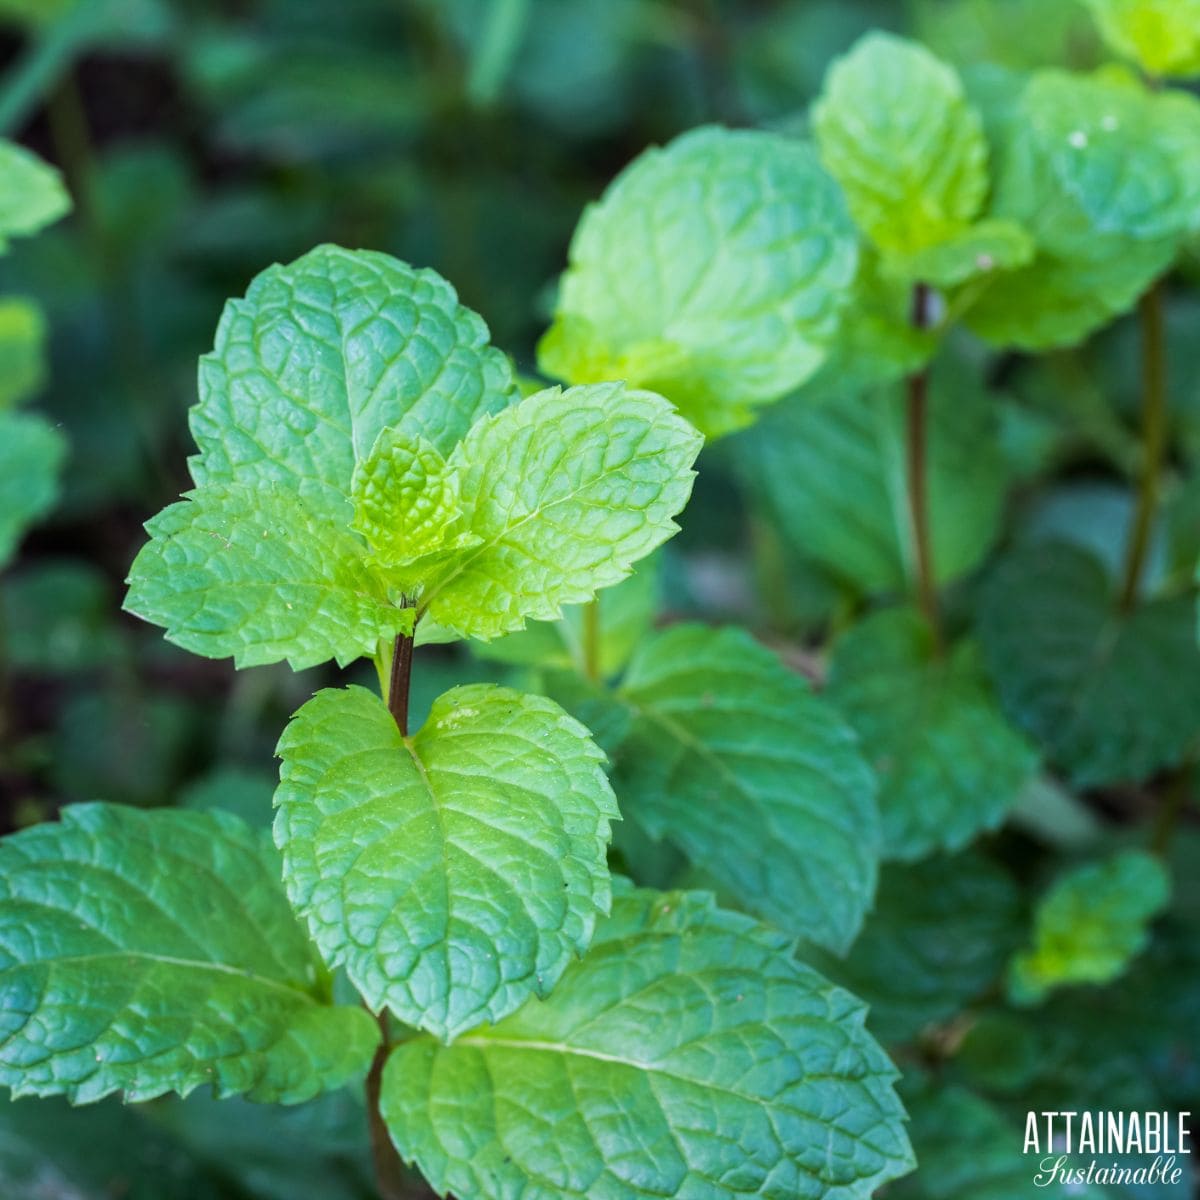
[
  {"x1": 0, "y1": 17, "x2": 83, "y2": 135},
  {"x1": 364, "y1": 1011, "x2": 406, "y2": 1200},
  {"x1": 1119, "y1": 280, "x2": 1168, "y2": 613},
  {"x1": 582, "y1": 599, "x2": 601, "y2": 682},
  {"x1": 905, "y1": 283, "x2": 942, "y2": 652}
]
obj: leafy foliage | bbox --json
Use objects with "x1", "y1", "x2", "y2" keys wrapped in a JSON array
[
  {"x1": 1083, "y1": 0, "x2": 1200, "y2": 78},
  {"x1": 1008, "y1": 850, "x2": 1171, "y2": 1004},
  {"x1": 0, "y1": 804, "x2": 378, "y2": 1104},
  {"x1": 538, "y1": 125, "x2": 858, "y2": 438},
  {"x1": 0, "y1": 140, "x2": 70, "y2": 250},
  {"x1": 828, "y1": 609, "x2": 1036, "y2": 860},
  {"x1": 0, "y1": 409, "x2": 66, "y2": 567},
  {"x1": 381, "y1": 884, "x2": 915, "y2": 1200},
  {"x1": 274, "y1": 684, "x2": 617, "y2": 1041}
]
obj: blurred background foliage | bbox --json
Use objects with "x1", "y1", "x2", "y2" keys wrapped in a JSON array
[{"x1": 0, "y1": 1, "x2": 1197, "y2": 1198}]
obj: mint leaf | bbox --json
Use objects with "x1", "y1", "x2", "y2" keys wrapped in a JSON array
[
  {"x1": 274, "y1": 683, "x2": 617, "y2": 1041},
  {"x1": 0, "y1": 141, "x2": 70, "y2": 250},
  {"x1": 1009, "y1": 850, "x2": 1171, "y2": 1005},
  {"x1": 125, "y1": 483, "x2": 412, "y2": 670},
  {"x1": 0, "y1": 296, "x2": 46, "y2": 409},
  {"x1": 0, "y1": 804, "x2": 378, "y2": 1104},
  {"x1": 350, "y1": 426, "x2": 479, "y2": 586},
  {"x1": 738, "y1": 374, "x2": 1007, "y2": 596},
  {"x1": 969, "y1": 72, "x2": 1200, "y2": 348},
  {"x1": 977, "y1": 543, "x2": 1200, "y2": 786},
  {"x1": 611, "y1": 624, "x2": 879, "y2": 953},
  {"x1": 190, "y1": 245, "x2": 519, "y2": 519},
  {"x1": 0, "y1": 410, "x2": 66, "y2": 568},
  {"x1": 1083, "y1": 0, "x2": 1200, "y2": 78},
  {"x1": 804, "y1": 851, "x2": 1023, "y2": 1044},
  {"x1": 814, "y1": 33, "x2": 987, "y2": 258},
  {"x1": 381, "y1": 884, "x2": 914, "y2": 1200},
  {"x1": 538, "y1": 125, "x2": 858, "y2": 438},
  {"x1": 420, "y1": 383, "x2": 700, "y2": 641},
  {"x1": 828, "y1": 609, "x2": 1036, "y2": 861},
  {"x1": 894, "y1": 217, "x2": 1033, "y2": 288}
]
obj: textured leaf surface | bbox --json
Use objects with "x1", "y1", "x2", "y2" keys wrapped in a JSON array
[
  {"x1": 539, "y1": 125, "x2": 858, "y2": 438},
  {"x1": 381, "y1": 885, "x2": 914, "y2": 1200},
  {"x1": 970, "y1": 72, "x2": 1200, "y2": 348},
  {"x1": 739, "y1": 378, "x2": 1007, "y2": 596},
  {"x1": 125, "y1": 483, "x2": 411, "y2": 670},
  {"x1": 0, "y1": 296, "x2": 46, "y2": 409},
  {"x1": 1083, "y1": 0, "x2": 1200, "y2": 77},
  {"x1": 611, "y1": 624, "x2": 880, "y2": 953},
  {"x1": 0, "y1": 409, "x2": 65, "y2": 567},
  {"x1": 814, "y1": 33, "x2": 987, "y2": 258},
  {"x1": 350, "y1": 427, "x2": 476, "y2": 580},
  {"x1": 896, "y1": 218, "x2": 1033, "y2": 288},
  {"x1": 0, "y1": 141, "x2": 70, "y2": 250},
  {"x1": 0, "y1": 804, "x2": 378, "y2": 1104},
  {"x1": 827, "y1": 610, "x2": 1036, "y2": 861},
  {"x1": 1008, "y1": 850, "x2": 1171, "y2": 1004},
  {"x1": 977, "y1": 543, "x2": 1200, "y2": 787},
  {"x1": 804, "y1": 852, "x2": 1022, "y2": 1044},
  {"x1": 189, "y1": 245, "x2": 519, "y2": 518},
  {"x1": 420, "y1": 383, "x2": 700, "y2": 640},
  {"x1": 274, "y1": 684, "x2": 617, "y2": 1041}
]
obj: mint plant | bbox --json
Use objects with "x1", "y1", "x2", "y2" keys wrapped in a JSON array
[{"x1": 0, "y1": 244, "x2": 915, "y2": 1199}]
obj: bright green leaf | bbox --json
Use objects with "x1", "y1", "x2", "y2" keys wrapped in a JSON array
[
  {"x1": 893, "y1": 218, "x2": 1034, "y2": 288},
  {"x1": 0, "y1": 296, "x2": 46, "y2": 409},
  {"x1": 803, "y1": 851, "x2": 1023, "y2": 1044},
  {"x1": 190, "y1": 245, "x2": 519, "y2": 519},
  {"x1": 814, "y1": 33, "x2": 987, "y2": 258},
  {"x1": 738, "y1": 372, "x2": 1008, "y2": 596},
  {"x1": 274, "y1": 683, "x2": 617, "y2": 1042},
  {"x1": 1008, "y1": 850, "x2": 1171, "y2": 1004},
  {"x1": 0, "y1": 409, "x2": 65, "y2": 567},
  {"x1": 0, "y1": 141, "x2": 70, "y2": 251},
  {"x1": 419, "y1": 382, "x2": 700, "y2": 641},
  {"x1": 977, "y1": 542, "x2": 1200, "y2": 787},
  {"x1": 350, "y1": 426, "x2": 479, "y2": 588},
  {"x1": 0, "y1": 804, "x2": 378, "y2": 1105},
  {"x1": 611, "y1": 624, "x2": 880, "y2": 953},
  {"x1": 1083, "y1": 0, "x2": 1200, "y2": 78},
  {"x1": 125, "y1": 483, "x2": 412, "y2": 670},
  {"x1": 827, "y1": 609, "x2": 1037, "y2": 861},
  {"x1": 970, "y1": 71, "x2": 1200, "y2": 348},
  {"x1": 381, "y1": 884, "x2": 914, "y2": 1200},
  {"x1": 538, "y1": 125, "x2": 858, "y2": 439}
]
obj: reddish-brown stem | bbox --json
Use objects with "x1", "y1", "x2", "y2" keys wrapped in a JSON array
[
  {"x1": 387, "y1": 628, "x2": 414, "y2": 737},
  {"x1": 365, "y1": 1011, "x2": 407, "y2": 1200},
  {"x1": 905, "y1": 283, "x2": 943, "y2": 653}
]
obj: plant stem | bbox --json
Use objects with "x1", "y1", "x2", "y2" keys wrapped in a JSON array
[
  {"x1": 1119, "y1": 280, "x2": 1168, "y2": 613},
  {"x1": 365, "y1": 1012, "x2": 407, "y2": 1200},
  {"x1": 905, "y1": 283, "x2": 942, "y2": 652},
  {"x1": 582, "y1": 599, "x2": 601, "y2": 682},
  {"x1": 1151, "y1": 760, "x2": 1193, "y2": 857},
  {"x1": 387, "y1": 628, "x2": 415, "y2": 737}
]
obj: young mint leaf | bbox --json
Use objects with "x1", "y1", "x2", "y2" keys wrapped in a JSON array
[
  {"x1": 125, "y1": 483, "x2": 412, "y2": 670},
  {"x1": 350, "y1": 426, "x2": 479, "y2": 586},
  {"x1": 969, "y1": 71, "x2": 1200, "y2": 348},
  {"x1": 538, "y1": 125, "x2": 858, "y2": 438},
  {"x1": 827, "y1": 609, "x2": 1037, "y2": 861},
  {"x1": 611, "y1": 624, "x2": 880, "y2": 953},
  {"x1": 380, "y1": 884, "x2": 915, "y2": 1200},
  {"x1": 0, "y1": 141, "x2": 70, "y2": 250},
  {"x1": 893, "y1": 217, "x2": 1034, "y2": 288},
  {"x1": 1083, "y1": 0, "x2": 1200, "y2": 78},
  {"x1": 0, "y1": 296, "x2": 47, "y2": 409},
  {"x1": 419, "y1": 383, "x2": 700, "y2": 641},
  {"x1": 190, "y1": 245, "x2": 519, "y2": 520},
  {"x1": 274, "y1": 683, "x2": 617, "y2": 1042},
  {"x1": 814, "y1": 33, "x2": 988, "y2": 259},
  {"x1": 802, "y1": 851, "x2": 1023, "y2": 1045},
  {"x1": 0, "y1": 410, "x2": 66, "y2": 568},
  {"x1": 738, "y1": 375, "x2": 1007, "y2": 596},
  {"x1": 1008, "y1": 850, "x2": 1171, "y2": 1004},
  {"x1": 0, "y1": 804, "x2": 378, "y2": 1105},
  {"x1": 977, "y1": 542, "x2": 1200, "y2": 787}
]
